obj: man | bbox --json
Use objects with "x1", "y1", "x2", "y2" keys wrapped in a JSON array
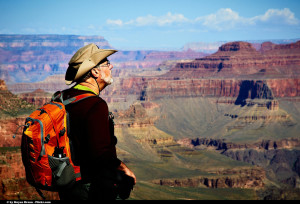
[{"x1": 59, "y1": 43, "x2": 136, "y2": 200}]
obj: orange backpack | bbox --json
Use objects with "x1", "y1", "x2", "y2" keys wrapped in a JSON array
[{"x1": 17, "y1": 91, "x2": 95, "y2": 199}]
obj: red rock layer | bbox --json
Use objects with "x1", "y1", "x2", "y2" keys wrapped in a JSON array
[
  {"x1": 0, "y1": 149, "x2": 59, "y2": 200},
  {"x1": 167, "y1": 41, "x2": 300, "y2": 79}
]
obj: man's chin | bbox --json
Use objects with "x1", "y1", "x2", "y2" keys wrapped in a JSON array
[{"x1": 105, "y1": 78, "x2": 113, "y2": 85}]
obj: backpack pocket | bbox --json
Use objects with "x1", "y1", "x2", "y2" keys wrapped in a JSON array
[{"x1": 48, "y1": 155, "x2": 76, "y2": 189}]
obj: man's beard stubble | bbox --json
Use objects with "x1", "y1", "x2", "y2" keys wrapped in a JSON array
[{"x1": 101, "y1": 71, "x2": 113, "y2": 85}]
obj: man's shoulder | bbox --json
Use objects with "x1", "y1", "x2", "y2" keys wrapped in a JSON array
[{"x1": 62, "y1": 88, "x2": 106, "y2": 106}]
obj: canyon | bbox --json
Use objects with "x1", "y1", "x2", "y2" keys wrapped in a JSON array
[
  {"x1": 6, "y1": 41, "x2": 300, "y2": 102},
  {"x1": 0, "y1": 35, "x2": 207, "y2": 84},
  {"x1": 152, "y1": 167, "x2": 265, "y2": 189},
  {"x1": 0, "y1": 148, "x2": 59, "y2": 200},
  {"x1": 178, "y1": 137, "x2": 300, "y2": 187},
  {"x1": 0, "y1": 35, "x2": 300, "y2": 200}
]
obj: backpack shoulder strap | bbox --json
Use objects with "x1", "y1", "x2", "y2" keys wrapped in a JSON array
[
  {"x1": 62, "y1": 93, "x2": 96, "y2": 106},
  {"x1": 51, "y1": 91, "x2": 63, "y2": 102},
  {"x1": 51, "y1": 91, "x2": 96, "y2": 106}
]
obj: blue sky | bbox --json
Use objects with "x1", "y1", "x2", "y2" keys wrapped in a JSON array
[{"x1": 0, "y1": 0, "x2": 300, "y2": 50}]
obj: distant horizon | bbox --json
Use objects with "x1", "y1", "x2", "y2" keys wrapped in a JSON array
[
  {"x1": 1, "y1": 32, "x2": 299, "y2": 52},
  {"x1": 1, "y1": 33, "x2": 299, "y2": 51}
]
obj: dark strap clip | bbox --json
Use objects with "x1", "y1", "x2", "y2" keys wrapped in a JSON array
[
  {"x1": 44, "y1": 134, "x2": 50, "y2": 144},
  {"x1": 59, "y1": 127, "x2": 66, "y2": 137},
  {"x1": 38, "y1": 109, "x2": 46, "y2": 116}
]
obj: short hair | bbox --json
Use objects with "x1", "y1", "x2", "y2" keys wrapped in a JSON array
[{"x1": 78, "y1": 69, "x2": 93, "y2": 82}]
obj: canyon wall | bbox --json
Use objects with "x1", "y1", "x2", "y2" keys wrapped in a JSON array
[
  {"x1": 178, "y1": 138, "x2": 300, "y2": 151},
  {"x1": 0, "y1": 35, "x2": 207, "y2": 84},
  {"x1": 0, "y1": 35, "x2": 112, "y2": 84},
  {"x1": 0, "y1": 80, "x2": 35, "y2": 118},
  {"x1": 0, "y1": 148, "x2": 59, "y2": 200},
  {"x1": 8, "y1": 77, "x2": 300, "y2": 103},
  {"x1": 167, "y1": 41, "x2": 300, "y2": 79},
  {"x1": 6, "y1": 41, "x2": 300, "y2": 104},
  {"x1": 152, "y1": 168, "x2": 265, "y2": 189},
  {"x1": 138, "y1": 78, "x2": 299, "y2": 104},
  {"x1": 178, "y1": 137, "x2": 300, "y2": 188}
]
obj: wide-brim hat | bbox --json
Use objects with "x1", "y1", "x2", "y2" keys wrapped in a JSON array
[{"x1": 65, "y1": 43, "x2": 117, "y2": 85}]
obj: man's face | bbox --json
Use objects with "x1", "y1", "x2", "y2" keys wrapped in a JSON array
[{"x1": 98, "y1": 60, "x2": 113, "y2": 85}]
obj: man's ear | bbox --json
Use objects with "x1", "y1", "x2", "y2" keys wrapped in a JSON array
[{"x1": 91, "y1": 68, "x2": 100, "y2": 79}]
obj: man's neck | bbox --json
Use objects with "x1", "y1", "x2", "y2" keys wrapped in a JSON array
[{"x1": 78, "y1": 78, "x2": 106, "y2": 95}]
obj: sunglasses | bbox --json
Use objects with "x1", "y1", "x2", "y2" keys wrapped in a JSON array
[{"x1": 97, "y1": 60, "x2": 111, "y2": 68}]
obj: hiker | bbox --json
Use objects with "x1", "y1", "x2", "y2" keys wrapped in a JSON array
[{"x1": 59, "y1": 44, "x2": 136, "y2": 200}]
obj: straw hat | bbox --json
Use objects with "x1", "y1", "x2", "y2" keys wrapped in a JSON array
[{"x1": 65, "y1": 43, "x2": 117, "y2": 85}]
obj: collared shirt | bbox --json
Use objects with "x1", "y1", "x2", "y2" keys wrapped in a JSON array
[{"x1": 73, "y1": 84, "x2": 98, "y2": 95}]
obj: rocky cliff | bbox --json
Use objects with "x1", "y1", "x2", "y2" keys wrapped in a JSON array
[
  {"x1": 179, "y1": 138, "x2": 300, "y2": 151},
  {"x1": 152, "y1": 167, "x2": 265, "y2": 189},
  {"x1": 167, "y1": 41, "x2": 300, "y2": 79},
  {"x1": 0, "y1": 35, "x2": 112, "y2": 83},
  {"x1": 0, "y1": 80, "x2": 35, "y2": 118},
  {"x1": 9, "y1": 77, "x2": 299, "y2": 102},
  {"x1": 18, "y1": 88, "x2": 52, "y2": 107},
  {"x1": 182, "y1": 39, "x2": 300, "y2": 53},
  {"x1": 0, "y1": 35, "x2": 208, "y2": 84},
  {"x1": 224, "y1": 149, "x2": 300, "y2": 188},
  {"x1": 6, "y1": 41, "x2": 300, "y2": 102},
  {"x1": 178, "y1": 137, "x2": 300, "y2": 188},
  {"x1": 0, "y1": 148, "x2": 59, "y2": 200},
  {"x1": 141, "y1": 78, "x2": 299, "y2": 102}
]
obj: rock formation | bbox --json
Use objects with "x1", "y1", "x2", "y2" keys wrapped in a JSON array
[
  {"x1": 152, "y1": 167, "x2": 265, "y2": 189},
  {"x1": 167, "y1": 41, "x2": 300, "y2": 79},
  {"x1": 0, "y1": 148, "x2": 59, "y2": 200},
  {"x1": 0, "y1": 80, "x2": 35, "y2": 118},
  {"x1": 179, "y1": 138, "x2": 300, "y2": 151},
  {"x1": 5, "y1": 41, "x2": 300, "y2": 103},
  {"x1": 0, "y1": 35, "x2": 208, "y2": 84},
  {"x1": 178, "y1": 137, "x2": 300, "y2": 188},
  {"x1": 0, "y1": 35, "x2": 112, "y2": 83},
  {"x1": 223, "y1": 149, "x2": 300, "y2": 188},
  {"x1": 18, "y1": 89, "x2": 52, "y2": 107}
]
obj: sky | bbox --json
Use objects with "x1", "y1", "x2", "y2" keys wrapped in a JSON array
[{"x1": 0, "y1": 0, "x2": 300, "y2": 50}]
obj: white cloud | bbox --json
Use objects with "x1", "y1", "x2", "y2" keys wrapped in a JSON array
[
  {"x1": 106, "y1": 19, "x2": 124, "y2": 26},
  {"x1": 195, "y1": 8, "x2": 253, "y2": 31},
  {"x1": 107, "y1": 12, "x2": 188, "y2": 27},
  {"x1": 251, "y1": 8, "x2": 299, "y2": 25},
  {"x1": 106, "y1": 8, "x2": 299, "y2": 31},
  {"x1": 155, "y1": 12, "x2": 188, "y2": 26}
]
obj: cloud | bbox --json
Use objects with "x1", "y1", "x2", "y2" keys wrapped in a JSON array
[
  {"x1": 195, "y1": 8, "x2": 253, "y2": 31},
  {"x1": 106, "y1": 8, "x2": 299, "y2": 31},
  {"x1": 107, "y1": 12, "x2": 189, "y2": 27},
  {"x1": 252, "y1": 8, "x2": 299, "y2": 25},
  {"x1": 106, "y1": 19, "x2": 124, "y2": 26}
]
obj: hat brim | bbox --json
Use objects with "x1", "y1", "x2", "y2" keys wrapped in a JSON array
[{"x1": 66, "y1": 49, "x2": 117, "y2": 85}]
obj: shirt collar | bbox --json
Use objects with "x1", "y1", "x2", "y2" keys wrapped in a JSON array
[{"x1": 73, "y1": 84, "x2": 98, "y2": 95}]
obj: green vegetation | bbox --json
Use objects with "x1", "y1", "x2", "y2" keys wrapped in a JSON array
[
  {"x1": 154, "y1": 97, "x2": 300, "y2": 143},
  {"x1": 116, "y1": 137, "x2": 258, "y2": 200},
  {"x1": 129, "y1": 181, "x2": 258, "y2": 200},
  {"x1": 0, "y1": 90, "x2": 35, "y2": 119},
  {"x1": 0, "y1": 146, "x2": 21, "y2": 153}
]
